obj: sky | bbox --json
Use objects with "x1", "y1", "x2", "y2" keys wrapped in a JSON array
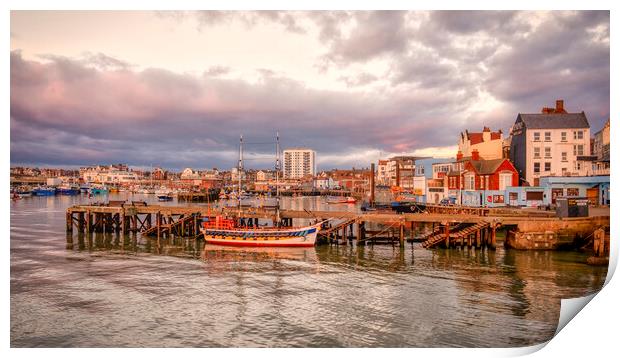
[{"x1": 10, "y1": 10, "x2": 610, "y2": 171}]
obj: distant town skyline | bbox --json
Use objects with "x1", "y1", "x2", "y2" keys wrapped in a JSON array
[{"x1": 10, "y1": 10, "x2": 610, "y2": 170}]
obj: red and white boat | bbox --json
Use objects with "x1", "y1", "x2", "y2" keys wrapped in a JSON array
[
  {"x1": 201, "y1": 133, "x2": 323, "y2": 248},
  {"x1": 201, "y1": 216, "x2": 321, "y2": 247}
]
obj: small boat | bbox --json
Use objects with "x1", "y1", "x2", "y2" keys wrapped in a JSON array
[
  {"x1": 32, "y1": 186, "x2": 56, "y2": 196},
  {"x1": 57, "y1": 184, "x2": 80, "y2": 195},
  {"x1": 15, "y1": 186, "x2": 32, "y2": 198},
  {"x1": 326, "y1": 196, "x2": 357, "y2": 204},
  {"x1": 391, "y1": 201, "x2": 426, "y2": 213},
  {"x1": 157, "y1": 193, "x2": 173, "y2": 201},
  {"x1": 79, "y1": 183, "x2": 91, "y2": 193},
  {"x1": 109, "y1": 186, "x2": 119, "y2": 193},
  {"x1": 89, "y1": 185, "x2": 109, "y2": 195}
]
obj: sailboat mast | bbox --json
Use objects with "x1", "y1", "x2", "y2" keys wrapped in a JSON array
[
  {"x1": 275, "y1": 131, "x2": 281, "y2": 225},
  {"x1": 238, "y1": 134, "x2": 243, "y2": 219}
]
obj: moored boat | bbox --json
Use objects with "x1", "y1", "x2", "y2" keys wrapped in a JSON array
[
  {"x1": 32, "y1": 186, "x2": 56, "y2": 196},
  {"x1": 15, "y1": 186, "x2": 33, "y2": 198},
  {"x1": 89, "y1": 185, "x2": 108, "y2": 195},
  {"x1": 201, "y1": 216, "x2": 322, "y2": 247},
  {"x1": 157, "y1": 194, "x2": 173, "y2": 201},
  {"x1": 201, "y1": 133, "x2": 323, "y2": 248},
  {"x1": 57, "y1": 184, "x2": 80, "y2": 195},
  {"x1": 326, "y1": 196, "x2": 357, "y2": 204}
]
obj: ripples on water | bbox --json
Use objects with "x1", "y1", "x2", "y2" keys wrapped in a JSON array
[{"x1": 10, "y1": 194, "x2": 607, "y2": 347}]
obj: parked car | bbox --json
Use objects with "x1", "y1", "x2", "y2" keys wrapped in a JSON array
[{"x1": 440, "y1": 197, "x2": 457, "y2": 206}]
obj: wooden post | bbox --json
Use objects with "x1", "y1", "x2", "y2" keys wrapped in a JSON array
[
  {"x1": 78, "y1": 212, "x2": 85, "y2": 233},
  {"x1": 399, "y1": 221, "x2": 405, "y2": 247},
  {"x1": 157, "y1": 212, "x2": 161, "y2": 240},
  {"x1": 120, "y1": 210, "x2": 126, "y2": 236},
  {"x1": 490, "y1": 225, "x2": 497, "y2": 249},
  {"x1": 444, "y1": 224, "x2": 450, "y2": 249},
  {"x1": 66, "y1": 212, "x2": 73, "y2": 233},
  {"x1": 476, "y1": 229, "x2": 481, "y2": 248},
  {"x1": 86, "y1": 210, "x2": 91, "y2": 233},
  {"x1": 356, "y1": 221, "x2": 365, "y2": 246}
]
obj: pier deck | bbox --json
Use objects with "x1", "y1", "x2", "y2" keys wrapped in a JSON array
[{"x1": 65, "y1": 203, "x2": 609, "y2": 250}]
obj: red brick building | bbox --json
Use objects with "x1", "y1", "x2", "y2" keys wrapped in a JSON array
[{"x1": 447, "y1": 150, "x2": 518, "y2": 191}]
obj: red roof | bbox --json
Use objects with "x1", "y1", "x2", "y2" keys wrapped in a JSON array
[{"x1": 466, "y1": 130, "x2": 502, "y2": 145}]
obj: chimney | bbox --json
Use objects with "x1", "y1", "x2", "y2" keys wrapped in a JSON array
[
  {"x1": 556, "y1": 99, "x2": 564, "y2": 112},
  {"x1": 482, "y1": 127, "x2": 491, "y2": 142},
  {"x1": 472, "y1": 149, "x2": 480, "y2": 161},
  {"x1": 456, "y1": 151, "x2": 463, "y2": 161}
]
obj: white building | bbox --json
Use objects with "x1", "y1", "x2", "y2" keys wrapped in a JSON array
[
  {"x1": 458, "y1": 127, "x2": 504, "y2": 160},
  {"x1": 509, "y1": 100, "x2": 591, "y2": 186},
  {"x1": 256, "y1": 170, "x2": 273, "y2": 182},
  {"x1": 283, "y1": 148, "x2": 316, "y2": 179},
  {"x1": 80, "y1": 166, "x2": 139, "y2": 184},
  {"x1": 376, "y1": 160, "x2": 390, "y2": 186}
]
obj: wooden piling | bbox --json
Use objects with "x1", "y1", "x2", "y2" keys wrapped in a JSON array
[{"x1": 66, "y1": 212, "x2": 73, "y2": 233}]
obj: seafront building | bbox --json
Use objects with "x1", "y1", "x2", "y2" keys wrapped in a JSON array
[
  {"x1": 80, "y1": 165, "x2": 139, "y2": 184},
  {"x1": 592, "y1": 118, "x2": 610, "y2": 175},
  {"x1": 283, "y1": 148, "x2": 316, "y2": 179},
  {"x1": 458, "y1": 127, "x2": 504, "y2": 160},
  {"x1": 509, "y1": 100, "x2": 591, "y2": 186}
]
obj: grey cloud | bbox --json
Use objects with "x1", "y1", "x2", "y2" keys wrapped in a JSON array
[
  {"x1": 11, "y1": 11, "x2": 610, "y2": 169},
  {"x1": 205, "y1": 66, "x2": 230, "y2": 77},
  {"x1": 340, "y1": 72, "x2": 378, "y2": 87}
]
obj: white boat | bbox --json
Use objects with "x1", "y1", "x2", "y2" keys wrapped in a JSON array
[
  {"x1": 201, "y1": 217, "x2": 322, "y2": 247},
  {"x1": 200, "y1": 133, "x2": 323, "y2": 248}
]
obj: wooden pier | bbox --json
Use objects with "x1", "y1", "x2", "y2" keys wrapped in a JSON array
[{"x1": 65, "y1": 201, "x2": 610, "y2": 250}]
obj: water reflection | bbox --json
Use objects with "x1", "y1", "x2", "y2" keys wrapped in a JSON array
[{"x1": 11, "y1": 193, "x2": 608, "y2": 348}]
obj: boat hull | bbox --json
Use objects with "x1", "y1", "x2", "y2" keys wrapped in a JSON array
[{"x1": 201, "y1": 224, "x2": 320, "y2": 247}]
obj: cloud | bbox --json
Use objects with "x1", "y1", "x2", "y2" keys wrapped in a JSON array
[{"x1": 10, "y1": 11, "x2": 610, "y2": 170}]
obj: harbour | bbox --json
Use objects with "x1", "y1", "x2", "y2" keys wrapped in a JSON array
[
  {"x1": 9, "y1": 9, "x2": 612, "y2": 350},
  {"x1": 10, "y1": 193, "x2": 609, "y2": 347}
]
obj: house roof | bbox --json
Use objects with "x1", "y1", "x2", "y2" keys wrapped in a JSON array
[
  {"x1": 467, "y1": 132, "x2": 502, "y2": 145},
  {"x1": 518, "y1": 112, "x2": 590, "y2": 129},
  {"x1": 467, "y1": 158, "x2": 509, "y2": 175}
]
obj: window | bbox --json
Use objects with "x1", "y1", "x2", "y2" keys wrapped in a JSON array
[
  {"x1": 480, "y1": 176, "x2": 485, "y2": 189},
  {"x1": 544, "y1": 132, "x2": 551, "y2": 141},
  {"x1": 574, "y1": 130, "x2": 584, "y2": 140},
  {"x1": 561, "y1": 152, "x2": 567, "y2": 162},
  {"x1": 533, "y1": 132, "x2": 540, "y2": 141},
  {"x1": 499, "y1": 173, "x2": 512, "y2": 190},
  {"x1": 567, "y1": 188, "x2": 579, "y2": 196},
  {"x1": 574, "y1": 144, "x2": 584, "y2": 156},
  {"x1": 545, "y1": 162, "x2": 551, "y2": 172},
  {"x1": 534, "y1": 162, "x2": 540, "y2": 173},
  {"x1": 464, "y1": 174, "x2": 475, "y2": 190},
  {"x1": 561, "y1": 132, "x2": 567, "y2": 142},
  {"x1": 534, "y1": 147, "x2": 540, "y2": 158},
  {"x1": 576, "y1": 162, "x2": 582, "y2": 171},
  {"x1": 544, "y1": 147, "x2": 551, "y2": 158}
]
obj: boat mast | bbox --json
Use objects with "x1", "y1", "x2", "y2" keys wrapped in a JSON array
[
  {"x1": 275, "y1": 131, "x2": 281, "y2": 226},
  {"x1": 238, "y1": 134, "x2": 243, "y2": 220}
]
